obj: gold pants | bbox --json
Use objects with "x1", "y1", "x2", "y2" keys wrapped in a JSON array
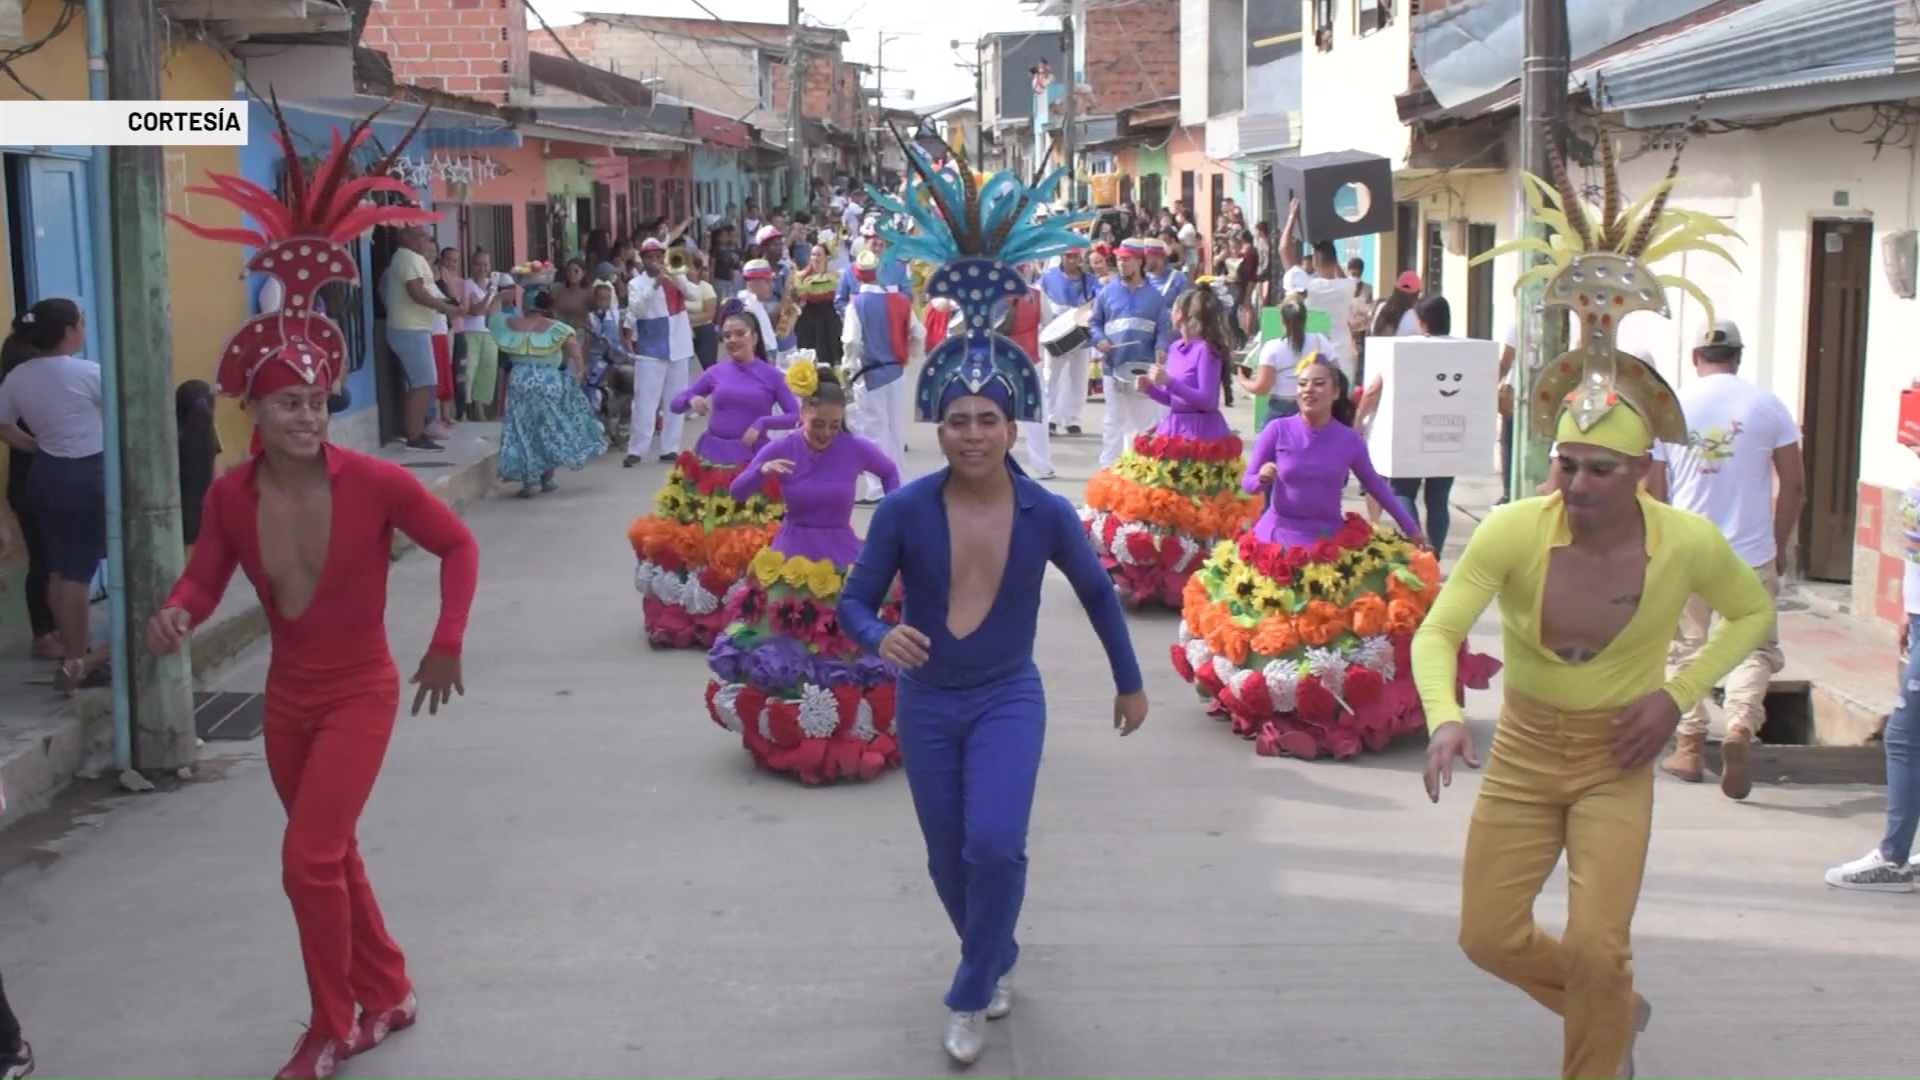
[{"x1": 1459, "y1": 690, "x2": 1653, "y2": 1080}]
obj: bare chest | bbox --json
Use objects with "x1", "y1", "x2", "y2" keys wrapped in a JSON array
[
  {"x1": 945, "y1": 500, "x2": 1015, "y2": 639},
  {"x1": 1539, "y1": 544, "x2": 1650, "y2": 665},
  {"x1": 255, "y1": 486, "x2": 333, "y2": 621}
]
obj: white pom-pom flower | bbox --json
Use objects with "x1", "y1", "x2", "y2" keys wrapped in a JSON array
[
  {"x1": 634, "y1": 560, "x2": 660, "y2": 594},
  {"x1": 1306, "y1": 647, "x2": 1346, "y2": 696},
  {"x1": 1184, "y1": 638, "x2": 1211, "y2": 673},
  {"x1": 1177, "y1": 620, "x2": 1194, "y2": 646},
  {"x1": 711, "y1": 682, "x2": 744, "y2": 732},
  {"x1": 797, "y1": 684, "x2": 841, "y2": 739},
  {"x1": 681, "y1": 574, "x2": 720, "y2": 616},
  {"x1": 1263, "y1": 659, "x2": 1301, "y2": 713},
  {"x1": 1351, "y1": 635, "x2": 1395, "y2": 679},
  {"x1": 851, "y1": 699, "x2": 877, "y2": 742},
  {"x1": 650, "y1": 568, "x2": 685, "y2": 605}
]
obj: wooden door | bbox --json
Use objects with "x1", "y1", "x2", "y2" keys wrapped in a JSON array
[{"x1": 1799, "y1": 218, "x2": 1873, "y2": 582}]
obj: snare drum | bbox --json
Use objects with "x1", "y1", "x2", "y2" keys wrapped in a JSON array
[
  {"x1": 1040, "y1": 310, "x2": 1092, "y2": 357},
  {"x1": 1110, "y1": 357, "x2": 1154, "y2": 393}
]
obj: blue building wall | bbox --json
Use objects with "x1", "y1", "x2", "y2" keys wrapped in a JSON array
[
  {"x1": 233, "y1": 99, "x2": 438, "y2": 418},
  {"x1": 690, "y1": 146, "x2": 750, "y2": 216}
]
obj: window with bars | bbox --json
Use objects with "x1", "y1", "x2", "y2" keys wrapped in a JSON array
[
  {"x1": 466, "y1": 203, "x2": 514, "y2": 269},
  {"x1": 525, "y1": 201, "x2": 551, "y2": 262},
  {"x1": 640, "y1": 177, "x2": 657, "y2": 221}
]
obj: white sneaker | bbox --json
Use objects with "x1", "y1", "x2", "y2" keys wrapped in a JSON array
[
  {"x1": 942, "y1": 1009, "x2": 985, "y2": 1066},
  {"x1": 986, "y1": 974, "x2": 1013, "y2": 1020},
  {"x1": 1825, "y1": 849, "x2": 1916, "y2": 892}
]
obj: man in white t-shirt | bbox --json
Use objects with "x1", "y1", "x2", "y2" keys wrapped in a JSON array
[
  {"x1": 1275, "y1": 198, "x2": 1359, "y2": 379},
  {"x1": 1648, "y1": 321, "x2": 1804, "y2": 799}
]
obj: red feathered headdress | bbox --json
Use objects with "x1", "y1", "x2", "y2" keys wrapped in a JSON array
[{"x1": 168, "y1": 93, "x2": 439, "y2": 401}]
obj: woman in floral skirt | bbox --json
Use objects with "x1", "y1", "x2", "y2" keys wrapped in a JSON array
[
  {"x1": 705, "y1": 361, "x2": 905, "y2": 785},
  {"x1": 1081, "y1": 287, "x2": 1260, "y2": 608},
  {"x1": 1173, "y1": 356, "x2": 1500, "y2": 760},
  {"x1": 630, "y1": 302, "x2": 800, "y2": 648},
  {"x1": 492, "y1": 288, "x2": 608, "y2": 497}
]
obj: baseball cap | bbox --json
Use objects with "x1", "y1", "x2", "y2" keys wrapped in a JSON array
[
  {"x1": 1395, "y1": 271, "x2": 1423, "y2": 293},
  {"x1": 1700, "y1": 320, "x2": 1743, "y2": 348},
  {"x1": 1282, "y1": 266, "x2": 1312, "y2": 294},
  {"x1": 639, "y1": 238, "x2": 667, "y2": 253}
]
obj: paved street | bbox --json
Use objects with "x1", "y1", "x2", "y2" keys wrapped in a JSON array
[{"x1": 0, "y1": 420, "x2": 1913, "y2": 1079}]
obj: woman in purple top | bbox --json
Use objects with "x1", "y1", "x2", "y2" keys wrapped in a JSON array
[
  {"x1": 1245, "y1": 359, "x2": 1419, "y2": 546},
  {"x1": 1174, "y1": 356, "x2": 1494, "y2": 763},
  {"x1": 705, "y1": 363, "x2": 906, "y2": 785},
  {"x1": 1081, "y1": 287, "x2": 1259, "y2": 609},
  {"x1": 630, "y1": 303, "x2": 801, "y2": 649}
]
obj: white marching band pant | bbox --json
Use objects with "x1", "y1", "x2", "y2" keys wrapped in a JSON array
[
  {"x1": 1043, "y1": 345, "x2": 1091, "y2": 429},
  {"x1": 851, "y1": 375, "x2": 907, "y2": 501},
  {"x1": 629, "y1": 354, "x2": 691, "y2": 457},
  {"x1": 1098, "y1": 373, "x2": 1166, "y2": 468}
]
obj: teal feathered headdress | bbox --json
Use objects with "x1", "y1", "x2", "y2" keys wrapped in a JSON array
[{"x1": 865, "y1": 129, "x2": 1093, "y2": 423}]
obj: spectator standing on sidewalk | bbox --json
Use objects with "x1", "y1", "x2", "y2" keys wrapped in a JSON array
[
  {"x1": 1825, "y1": 391, "x2": 1920, "y2": 891},
  {"x1": 383, "y1": 226, "x2": 464, "y2": 452},
  {"x1": 1647, "y1": 322, "x2": 1802, "y2": 799}
]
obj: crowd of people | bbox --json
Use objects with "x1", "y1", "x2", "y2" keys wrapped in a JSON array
[{"x1": 5, "y1": 112, "x2": 1920, "y2": 1080}]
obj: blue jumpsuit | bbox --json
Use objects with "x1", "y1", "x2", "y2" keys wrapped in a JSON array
[{"x1": 838, "y1": 463, "x2": 1143, "y2": 1012}]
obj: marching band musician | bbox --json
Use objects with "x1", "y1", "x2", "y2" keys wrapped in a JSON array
[
  {"x1": 734, "y1": 259, "x2": 782, "y2": 366},
  {"x1": 840, "y1": 249, "x2": 925, "y2": 503},
  {"x1": 1088, "y1": 238, "x2": 1173, "y2": 468},
  {"x1": 834, "y1": 222, "x2": 911, "y2": 317},
  {"x1": 623, "y1": 237, "x2": 696, "y2": 467},
  {"x1": 1143, "y1": 236, "x2": 1191, "y2": 301},
  {"x1": 1037, "y1": 246, "x2": 1099, "y2": 438}
]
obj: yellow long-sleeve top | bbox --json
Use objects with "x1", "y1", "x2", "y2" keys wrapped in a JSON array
[{"x1": 1411, "y1": 492, "x2": 1775, "y2": 732}]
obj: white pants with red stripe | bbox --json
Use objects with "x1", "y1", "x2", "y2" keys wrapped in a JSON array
[
  {"x1": 851, "y1": 374, "x2": 906, "y2": 501},
  {"x1": 629, "y1": 355, "x2": 690, "y2": 457}
]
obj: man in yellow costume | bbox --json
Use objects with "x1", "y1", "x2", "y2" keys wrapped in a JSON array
[{"x1": 1410, "y1": 131, "x2": 1776, "y2": 1080}]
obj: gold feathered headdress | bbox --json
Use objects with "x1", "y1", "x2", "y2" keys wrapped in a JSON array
[{"x1": 1475, "y1": 122, "x2": 1742, "y2": 448}]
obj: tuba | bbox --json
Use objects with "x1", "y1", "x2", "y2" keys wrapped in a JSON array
[{"x1": 774, "y1": 282, "x2": 802, "y2": 340}]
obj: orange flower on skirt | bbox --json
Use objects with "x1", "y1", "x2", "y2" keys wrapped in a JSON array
[
  {"x1": 1348, "y1": 593, "x2": 1389, "y2": 637},
  {"x1": 1252, "y1": 615, "x2": 1300, "y2": 656},
  {"x1": 1296, "y1": 600, "x2": 1347, "y2": 647}
]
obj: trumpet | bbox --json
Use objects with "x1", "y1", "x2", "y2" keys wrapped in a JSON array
[{"x1": 665, "y1": 247, "x2": 691, "y2": 275}]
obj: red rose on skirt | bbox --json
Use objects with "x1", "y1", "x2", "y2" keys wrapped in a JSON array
[
  {"x1": 1169, "y1": 643, "x2": 1195, "y2": 681},
  {"x1": 1343, "y1": 667, "x2": 1385, "y2": 707},
  {"x1": 1123, "y1": 530, "x2": 1159, "y2": 564},
  {"x1": 1282, "y1": 545, "x2": 1312, "y2": 572},
  {"x1": 1294, "y1": 676, "x2": 1337, "y2": 720},
  {"x1": 1308, "y1": 539, "x2": 1341, "y2": 564}
]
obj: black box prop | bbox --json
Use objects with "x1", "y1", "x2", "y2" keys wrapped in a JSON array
[{"x1": 1270, "y1": 151, "x2": 1394, "y2": 244}]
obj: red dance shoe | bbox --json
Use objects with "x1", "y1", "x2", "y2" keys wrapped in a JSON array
[
  {"x1": 273, "y1": 1028, "x2": 357, "y2": 1080},
  {"x1": 353, "y1": 991, "x2": 419, "y2": 1054}
]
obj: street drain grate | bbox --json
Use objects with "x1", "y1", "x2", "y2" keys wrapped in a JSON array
[
  {"x1": 194, "y1": 691, "x2": 265, "y2": 742},
  {"x1": 398, "y1": 461, "x2": 456, "y2": 469}
]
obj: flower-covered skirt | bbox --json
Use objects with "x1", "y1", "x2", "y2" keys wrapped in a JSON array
[
  {"x1": 1172, "y1": 512, "x2": 1502, "y2": 760},
  {"x1": 1080, "y1": 431, "x2": 1261, "y2": 609},
  {"x1": 629, "y1": 451, "x2": 785, "y2": 649},
  {"x1": 705, "y1": 545, "x2": 905, "y2": 785}
]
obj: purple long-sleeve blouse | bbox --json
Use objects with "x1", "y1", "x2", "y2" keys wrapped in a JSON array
[
  {"x1": 730, "y1": 430, "x2": 901, "y2": 564},
  {"x1": 1142, "y1": 336, "x2": 1231, "y2": 441},
  {"x1": 670, "y1": 357, "x2": 801, "y2": 466},
  {"x1": 1243, "y1": 413, "x2": 1420, "y2": 547}
]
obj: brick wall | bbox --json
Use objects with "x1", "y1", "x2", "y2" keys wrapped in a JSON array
[
  {"x1": 1082, "y1": 0, "x2": 1180, "y2": 114},
  {"x1": 767, "y1": 54, "x2": 857, "y2": 127},
  {"x1": 361, "y1": 0, "x2": 529, "y2": 103}
]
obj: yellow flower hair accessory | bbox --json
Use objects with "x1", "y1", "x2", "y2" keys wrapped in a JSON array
[{"x1": 785, "y1": 360, "x2": 819, "y2": 398}]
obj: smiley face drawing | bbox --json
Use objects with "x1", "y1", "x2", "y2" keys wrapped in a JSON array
[{"x1": 1434, "y1": 370, "x2": 1465, "y2": 398}]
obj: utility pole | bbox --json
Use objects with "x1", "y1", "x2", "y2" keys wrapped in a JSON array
[
  {"x1": 786, "y1": 0, "x2": 807, "y2": 214},
  {"x1": 1511, "y1": 0, "x2": 1570, "y2": 501},
  {"x1": 107, "y1": 0, "x2": 195, "y2": 769},
  {"x1": 1058, "y1": 6, "x2": 1076, "y2": 206}
]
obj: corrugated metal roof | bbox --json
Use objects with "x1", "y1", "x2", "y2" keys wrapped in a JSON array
[{"x1": 1597, "y1": 0, "x2": 1896, "y2": 110}]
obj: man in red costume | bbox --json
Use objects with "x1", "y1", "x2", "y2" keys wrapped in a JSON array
[{"x1": 155, "y1": 101, "x2": 481, "y2": 1080}]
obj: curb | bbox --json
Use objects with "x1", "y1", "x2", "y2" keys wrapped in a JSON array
[{"x1": 0, "y1": 447, "x2": 500, "y2": 831}]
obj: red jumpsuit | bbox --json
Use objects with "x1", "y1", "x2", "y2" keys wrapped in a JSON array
[{"x1": 166, "y1": 446, "x2": 480, "y2": 1041}]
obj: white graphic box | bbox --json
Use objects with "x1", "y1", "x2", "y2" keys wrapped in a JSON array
[{"x1": 1366, "y1": 336, "x2": 1500, "y2": 478}]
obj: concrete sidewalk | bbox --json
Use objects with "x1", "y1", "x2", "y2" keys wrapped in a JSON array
[
  {"x1": 0, "y1": 423, "x2": 504, "y2": 830},
  {"x1": 0, "y1": 418, "x2": 1912, "y2": 1079}
]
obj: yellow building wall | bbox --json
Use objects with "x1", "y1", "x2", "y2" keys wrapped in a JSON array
[{"x1": 0, "y1": 0, "x2": 250, "y2": 471}]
